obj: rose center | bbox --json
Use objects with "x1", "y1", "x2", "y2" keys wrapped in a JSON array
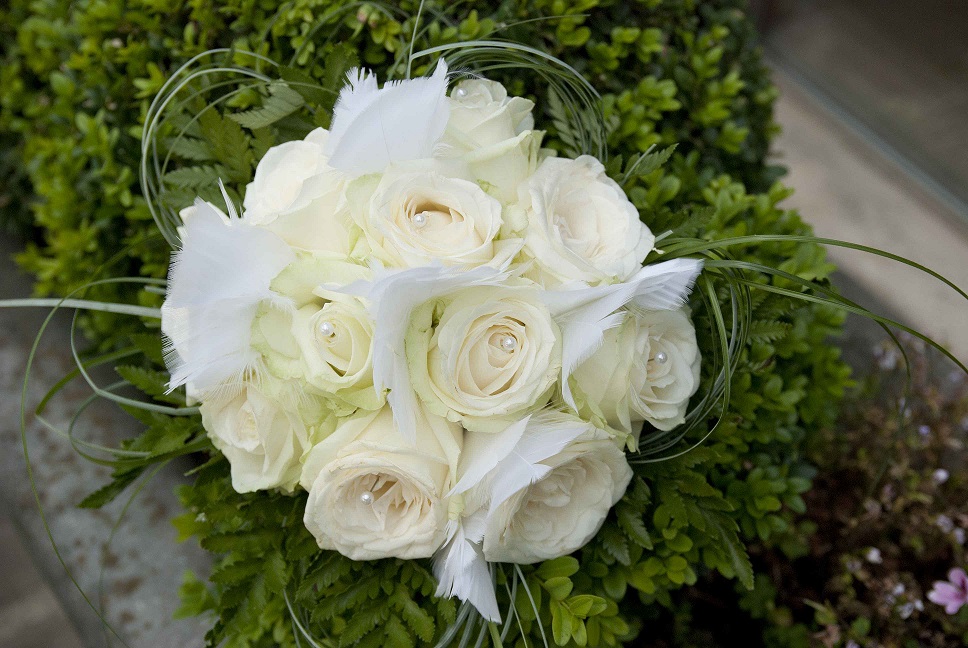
[
  {"x1": 409, "y1": 199, "x2": 458, "y2": 233},
  {"x1": 232, "y1": 405, "x2": 261, "y2": 451},
  {"x1": 313, "y1": 312, "x2": 355, "y2": 377},
  {"x1": 351, "y1": 472, "x2": 428, "y2": 531},
  {"x1": 488, "y1": 329, "x2": 519, "y2": 354}
]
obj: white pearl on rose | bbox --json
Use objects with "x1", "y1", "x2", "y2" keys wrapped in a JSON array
[
  {"x1": 318, "y1": 321, "x2": 336, "y2": 339},
  {"x1": 454, "y1": 87, "x2": 468, "y2": 98},
  {"x1": 360, "y1": 491, "x2": 374, "y2": 505},
  {"x1": 500, "y1": 335, "x2": 517, "y2": 352},
  {"x1": 411, "y1": 211, "x2": 429, "y2": 229},
  {"x1": 654, "y1": 351, "x2": 668, "y2": 364}
]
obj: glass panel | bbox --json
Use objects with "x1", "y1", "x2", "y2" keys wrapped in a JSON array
[{"x1": 761, "y1": 0, "x2": 968, "y2": 221}]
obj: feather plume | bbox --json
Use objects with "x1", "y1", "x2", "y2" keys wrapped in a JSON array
[
  {"x1": 629, "y1": 258, "x2": 704, "y2": 311},
  {"x1": 433, "y1": 412, "x2": 590, "y2": 620},
  {"x1": 324, "y1": 60, "x2": 450, "y2": 176},
  {"x1": 542, "y1": 258, "x2": 703, "y2": 411},
  {"x1": 433, "y1": 515, "x2": 500, "y2": 622},
  {"x1": 485, "y1": 411, "x2": 588, "y2": 513},
  {"x1": 161, "y1": 199, "x2": 294, "y2": 394},
  {"x1": 449, "y1": 416, "x2": 530, "y2": 496},
  {"x1": 328, "y1": 68, "x2": 379, "y2": 130},
  {"x1": 338, "y1": 263, "x2": 510, "y2": 443}
]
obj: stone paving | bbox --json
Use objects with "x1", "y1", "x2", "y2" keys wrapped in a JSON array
[{"x1": 0, "y1": 233, "x2": 211, "y2": 647}]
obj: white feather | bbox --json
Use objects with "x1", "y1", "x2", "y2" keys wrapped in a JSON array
[
  {"x1": 161, "y1": 199, "x2": 294, "y2": 394},
  {"x1": 433, "y1": 411, "x2": 590, "y2": 620},
  {"x1": 338, "y1": 263, "x2": 510, "y2": 443},
  {"x1": 629, "y1": 258, "x2": 704, "y2": 311},
  {"x1": 328, "y1": 68, "x2": 379, "y2": 130},
  {"x1": 542, "y1": 258, "x2": 703, "y2": 411},
  {"x1": 324, "y1": 60, "x2": 450, "y2": 176},
  {"x1": 449, "y1": 416, "x2": 530, "y2": 497},
  {"x1": 486, "y1": 411, "x2": 588, "y2": 513},
  {"x1": 433, "y1": 515, "x2": 500, "y2": 622}
]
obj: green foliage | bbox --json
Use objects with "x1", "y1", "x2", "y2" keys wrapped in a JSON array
[
  {"x1": 635, "y1": 339, "x2": 968, "y2": 647},
  {"x1": 1, "y1": 0, "x2": 854, "y2": 646},
  {"x1": 229, "y1": 82, "x2": 306, "y2": 131}
]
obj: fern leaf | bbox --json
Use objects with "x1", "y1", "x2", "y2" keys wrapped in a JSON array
[
  {"x1": 229, "y1": 82, "x2": 306, "y2": 130},
  {"x1": 198, "y1": 109, "x2": 253, "y2": 181},
  {"x1": 161, "y1": 164, "x2": 228, "y2": 190},
  {"x1": 748, "y1": 319, "x2": 793, "y2": 343},
  {"x1": 167, "y1": 136, "x2": 214, "y2": 162},
  {"x1": 624, "y1": 144, "x2": 677, "y2": 182}
]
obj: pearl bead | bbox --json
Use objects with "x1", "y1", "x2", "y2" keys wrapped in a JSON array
[
  {"x1": 454, "y1": 87, "x2": 468, "y2": 98},
  {"x1": 360, "y1": 491, "x2": 374, "y2": 505},
  {"x1": 318, "y1": 321, "x2": 336, "y2": 338},
  {"x1": 411, "y1": 211, "x2": 429, "y2": 229},
  {"x1": 654, "y1": 351, "x2": 668, "y2": 364},
  {"x1": 500, "y1": 335, "x2": 517, "y2": 352}
]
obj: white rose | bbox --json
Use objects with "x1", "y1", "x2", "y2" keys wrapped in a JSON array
[
  {"x1": 440, "y1": 79, "x2": 543, "y2": 203},
  {"x1": 243, "y1": 128, "x2": 359, "y2": 256},
  {"x1": 352, "y1": 170, "x2": 518, "y2": 268},
  {"x1": 446, "y1": 79, "x2": 535, "y2": 146},
  {"x1": 250, "y1": 289, "x2": 383, "y2": 413},
  {"x1": 461, "y1": 131, "x2": 544, "y2": 206},
  {"x1": 522, "y1": 155, "x2": 655, "y2": 286},
  {"x1": 199, "y1": 381, "x2": 326, "y2": 493},
  {"x1": 269, "y1": 252, "x2": 371, "y2": 308},
  {"x1": 300, "y1": 405, "x2": 462, "y2": 560},
  {"x1": 407, "y1": 285, "x2": 561, "y2": 432},
  {"x1": 479, "y1": 417, "x2": 632, "y2": 564},
  {"x1": 572, "y1": 308, "x2": 701, "y2": 435},
  {"x1": 243, "y1": 128, "x2": 332, "y2": 225},
  {"x1": 293, "y1": 290, "x2": 382, "y2": 409}
]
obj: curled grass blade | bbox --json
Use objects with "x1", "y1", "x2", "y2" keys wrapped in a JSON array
[
  {"x1": 515, "y1": 565, "x2": 549, "y2": 648},
  {"x1": 98, "y1": 461, "x2": 169, "y2": 647},
  {"x1": 659, "y1": 234, "x2": 968, "y2": 304},
  {"x1": 19, "y1": 286, "x2": 134, "y2": 647},
  {"x1": 284, "y1": 589, "x2": 327, "y2": 648}
]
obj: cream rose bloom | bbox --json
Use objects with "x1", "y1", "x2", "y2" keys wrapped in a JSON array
[
  {"x1": 199, "y1": 381, "x2": 326, "y2": 493},
  {"x1": 572, "y1": 308, "x2": 701, "y2": 435},
  {"x1": 250, "y1": 288, "x2": 383, "y2": 413},
  {"x1": 242, "y1": 127, "x2": 332, "y2": 225},
  {"x1": 292, "y1": 290, "x2": 381, "y2": 410},
  {"x1": 268, "y1": 252, "x2": 371, "y2": 308},
  {"x1": 521, "y1": 155, "x2": 655, "y2": 286},
  {"x1": 300, "y1": 405, "x2": 461, "y2": 560},
  {"x1": 352, "y1": 169, "x2": 517, "y2": 268},
  {"x1": 441, "y1": 79, "x2": 543, "y2": 203},
  {"x1": 242, "y1": 128, "x2": 359, "y2": 256},
  {"x1": 479, "y1": 419, "x2": 632, "y2": 564},
  {"x1": 447, "y1": 79, "x2": 535, "y2": 145},
  {"x1": 407, "y1": 285, "x2": 561, "y2": 432}
]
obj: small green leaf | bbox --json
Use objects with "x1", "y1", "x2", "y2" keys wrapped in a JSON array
[
  {"x1": 551, "y1": 601, "x2": 572, "y2": 646},
  {"x1": 543, "y1": 576, "x2": 574, "y2": 601},
  {"x1": 536, "y1": 556, "x2": 580, "y2": 580},
  {"x1": 567, "y1": 594, "x2": 606, "y2": 618}
]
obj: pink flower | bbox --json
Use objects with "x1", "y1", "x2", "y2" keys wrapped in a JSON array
[{"x1": 927, "y1": 567, "x2": 968, "y2": 615}]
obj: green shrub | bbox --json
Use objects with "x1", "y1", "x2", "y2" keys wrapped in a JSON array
[
  {"x1": 643, "y1": 338, "x2": 968, "y2": 647},
  {"x1": 1, "y1": 1, "x2": 853, "y2": 646}
]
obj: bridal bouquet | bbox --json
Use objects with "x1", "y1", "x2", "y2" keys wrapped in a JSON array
[{"x1": 162, "y1": 60, "x2": 703, "y2": 622}]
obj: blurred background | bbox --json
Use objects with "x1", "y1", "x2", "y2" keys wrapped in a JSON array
[
  {"x1": 2, "y1": 1, "x2": 966, "y2": 646},
  {"x1": 757, "y1": 0, "x2": 968, "y2": 359}
]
